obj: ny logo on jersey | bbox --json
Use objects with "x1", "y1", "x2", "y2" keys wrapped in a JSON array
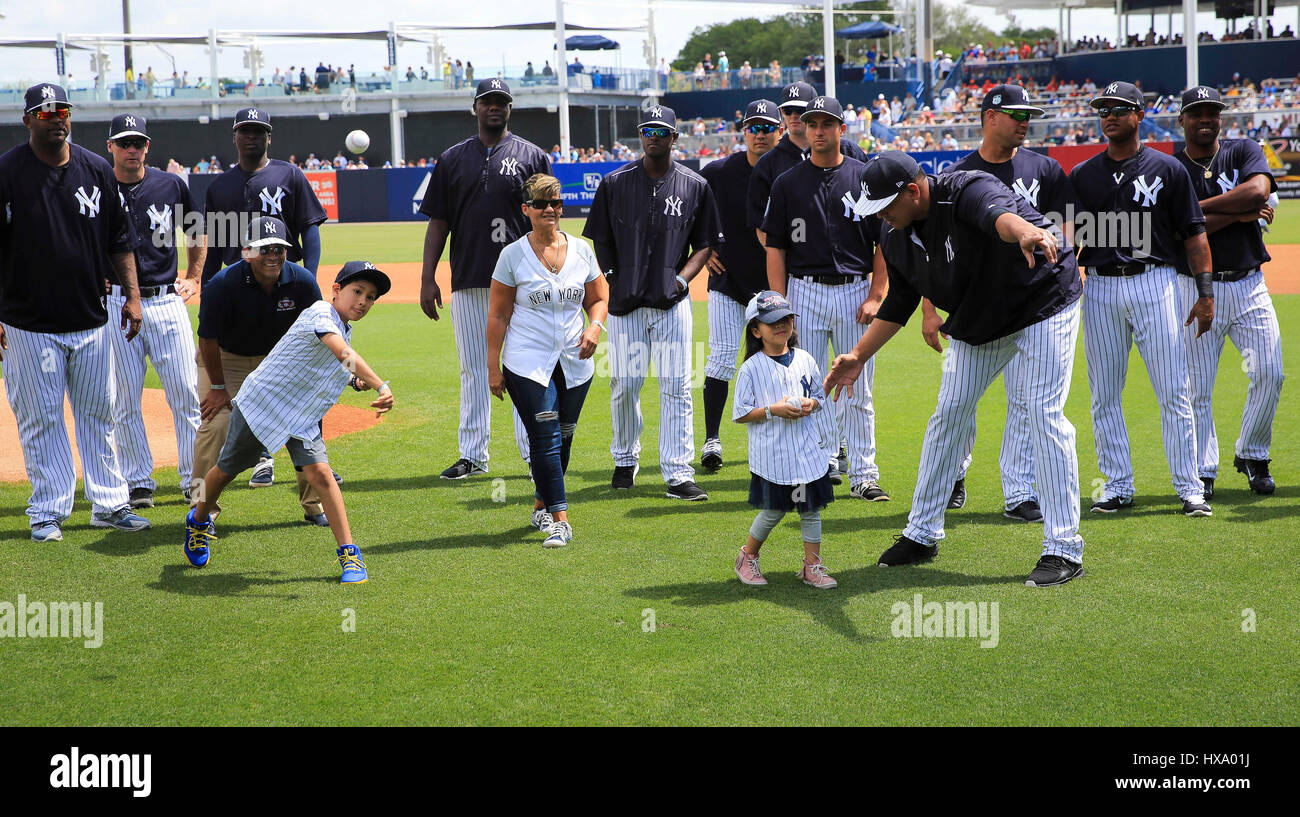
[
  {"x1": 812, "y1": 98, "x2": 826, "y2": 110},
  {"x1": 944, "y1": 235, "x2": 955, "y2": 262},
  {"x1": 1196, "y1": 87, "x2": 1210, "y2": 99},
  {"x1": 1105, "y1": 83, "x2": 1120, "y2": 95},
  {"x1": 1012, "y1": 177, "x2": 1041, "y2": 208},
  {"x1": 74, "y1": 185, "x2": 101, "y2": 218},
  {"x1": 147, "y1": 203, "x2": 172, "y2": 232},
  {"x1": 663, "y1": 195, "x2": 683, "y2": 217},
  {"x1": 800, "y1": 375, "x2": 815, "y2": 398},
  {"x1": 841, "y1": 190, "x2": 869, "y2": 221},
  {"x1": 124, "y1": 115, "x2": 137, "y2": 128},
  {"x1": 259, "y1": 186, "x2": 285, "y2": 215},
  {"x1": 1216, "y1": 169, "x2": 1239, "y2": 195},
  {"x1": 499, "y1": 157, "x2": 520, "y2": 176},
  {"x1": 1131, "y1": 174, "x2": 1164, "y2": 207}
]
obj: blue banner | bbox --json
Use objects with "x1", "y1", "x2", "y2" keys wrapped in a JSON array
[
  {"x1": 386, "y1": 166, "x2": 434, "y2": 221},
  {"x1": 909, "y1": 150, "x2": 970, "y2": 175},
  {"x1": 554, "y1": 161, "x2": 627, "y2": 213}
]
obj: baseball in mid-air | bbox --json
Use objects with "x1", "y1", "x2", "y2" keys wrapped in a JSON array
[{"x1": 345, "y1": 129, "x2": 370, "y2": 154}]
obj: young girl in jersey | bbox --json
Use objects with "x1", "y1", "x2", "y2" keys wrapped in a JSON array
[{"x1": 731, "y1": 291, "x2": 837, "y2": 589}]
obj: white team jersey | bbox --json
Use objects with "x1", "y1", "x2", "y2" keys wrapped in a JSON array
[
  {"x1": 492, "y1": 232, "x2": 600, "y2": 387},
  {"x1": 732, "y1": 347, "x2": 827, "y2": 485},
  {"x1": 235, "y1": 300, "x2": 351, "y2": 452}
]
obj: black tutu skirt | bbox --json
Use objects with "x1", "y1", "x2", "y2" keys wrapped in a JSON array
[{"x1": 748, "y1": 472, "x2": 835, "y2": 512}]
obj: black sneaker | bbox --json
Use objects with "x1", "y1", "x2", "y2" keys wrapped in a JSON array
[
  {"x1": 946, "y1": 479, "x2": 966, "y2": 510},
  {"x1": 877, "y1": 535, "x2": 938, "y2": 567},
  {"x1": 1182, "y1": 499, "x2": 1212, "y2": 517},
  {"x1": 700, "y1": 438, "x2": 722, "y2": 471},
  {"x1": 837, "y1": 446, "x2": 848, "y2": 475},
  {"x1": 303, "y1": 512, "x2": 330, "y2": 526},
  {"x1": 128, "y1": 487, "x2": 154, "y2": 509},
  {"x1": 1234, "y1": 456, "x2": 1275, "y2": 495},
  {"x1": 850, "y1": 481, "x2": 890, "y2": 501},
  {"x1": 1201, "y1": 477, "x2": 1215, "y2": 500},
  {"x1": 1004, "y1": 500, "x2": 1043, "y2": 522},
  {"x1": 1090, "y1": 495, "x2": 1133, "y2": 513},
  {"x1": 826, "y1": 464, "x2": 843, "y2": 486},
  {"x1": 611, "y1": 464, "x2": 639, "y2": 490},
  {"x1": 440, "y1": 458, "x2": 486, "y2": 480},
  {"x1": 1025, "y1": 555, "x2": 1085, "y2": 587},
  {"x1": 666, "y1": 481, "x2": 708, "y2": 501}
]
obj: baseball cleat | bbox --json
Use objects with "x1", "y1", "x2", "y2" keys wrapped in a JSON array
[
  {"x1": 878, "y1": 535, "x2": 937, "y2": 567},
  {"x1": 542, "y1": 521, "x2": 573, "y2": 548},
  {"x1": 1004, "y1": 500, "x2": 1044, "y2": 523},
  {"x1": 826, "y1": 464, "x2": 843, "y2": 486},
  {"x1": 91, "y1": 508, "x2": 152, "y2": 531},
  {"x1": 440, "y1": 458, "x2": 486, "y2": 480},
  {"x1": 1234, "y1": 456, "x2": 1275, "y2": 494},
  {"x1": 249, "y1": 458, "x2": 274, "y2": 487},
  {"x1": 850, "y1": 481, "x2": 890, "y2": 501},
  {"x1": 946, "y1": 478, "x2": 966, "y2": 510},
  {"x1": 129, "y1": 487, "x2": 154, "y2": 509},
  {"x1": 303, "y1": 512, "x2": 330, "y2": 527},
  {"x1": 1182, "y1": 499, "x2": 1212, "y2": 517},
  {"x1": 797, "y1": 559, "x2": 838, "y2": 589},
  {"x1": 31, "y1": 521, "x2": 63, "y2": 542},
  {"x1": 734, "y1": 548, "x2": 767, "y2": 586},
  {"x1": 611, "y1": 464, "x2": 639, "y2": 490},
  {"x1": 666, "y1": 481, "x2": 708, "y2": 501},
  {"x1": 1200, "y1": 477, "x2": 1215, "y2": 500},
  {"x1": 700, "y1": 438, "x2": 723, "y2": 470},
  {"x1": 530, "y1": 508, "x2": 554, "y2": 531},
  {"x1": 1090, "y1": 495, "x2": 1133, "y2": 513},
  {"x1": 1025, "y1": 555, "x2": 1085, "y2": 588},
  {"x1": 337, "y1": 545, "x2": 368, "y2": 583},
  {"x1": 184, "y1": 509, "x2": 215, "y2": 568}
]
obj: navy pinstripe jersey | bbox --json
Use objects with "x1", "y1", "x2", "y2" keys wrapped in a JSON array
[
  {"x1": 700, "y1": 151, "x2": 767, "y2": 303},
  {"x1": 761, "y1": 155, "x2": 879, "y2": 278},
  {"x1": 1174, "y1": 139, "x2": 1275, "y2": 272},
  {"x1": 117, "y1": 167, "x2": 199, "y2": 287},
  {"x1": 745, "y1": 134, "x2": 868, "y2": 230},
  {"x1": 946, "y1": 147, "x2": 1076, "y2": 220},
  {"x1": 419, "y1": 132, "x2": 551, "y2": 291},
  {"x1": 0, "y1": 142, "x2": 137, "y2": 333}
]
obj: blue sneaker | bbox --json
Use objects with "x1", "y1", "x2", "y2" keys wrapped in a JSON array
[
  {"x1": 184, "y1": 509, "x2": 216, "y2": 568},
  {"x1": 92, "y1": 507, "x2": 152, "y2": 531},
  {"x1": 337, "y1": 545, "x2": 368, "y2": 584},
  {"x1": 31, "y1": 521, "x2": 63, "y2": 542}
]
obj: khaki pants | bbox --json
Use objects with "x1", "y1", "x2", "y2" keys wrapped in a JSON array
[{"x1": 193, "y1": 350, "x2": 323, "y2": 515}]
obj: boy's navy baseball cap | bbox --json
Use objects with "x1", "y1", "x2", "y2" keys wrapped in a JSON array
[
  {"x1": 801, "y1": 96, "x2": 845, "y2": 123},
  {"x1": 743, "y1": 99, "x2": 781, "y2": 125},
  {"x1": 1181, "y1": 85, "x2": 1227, "y2": 112},
  {"x1": 336, "y1": 260, "x2": 392, "y2": 297},
  {"x1": 233, "y1": 107, "x2": 272, "y2": 131},
  {"x1": 474, "y1": 77, "x2": 513, "y2": 103},
  {"x1": 109, "y1": 113, "x2": 148, "y2": 141},
  {"x1": 980, "y1": 84, "x2": 1044, "y2": 116},
  {"x1": 856, "y1": 150, "x2": 921, "y2": 215},
  {"x1": 638, "y1": 104, "x2": 677, "y2": 131},
  {"x1": 1090, "y1": 81, "x2": 1144, "y2": 109},
  {"x1": 243, "y1": 216, "x2": 292, "y2": 249},
  {"x1": 779, "y1": 81, "x2": 817, "y2": 110},
  {"x1": 24, "y1": 83, "x2": 72, "y2": 112},
  {"x1": 745, "y1": 290, "x2": 798, "y2": 324}
]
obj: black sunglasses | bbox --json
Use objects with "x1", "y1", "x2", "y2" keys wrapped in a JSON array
[
  {"x1": 1097, "y1": 106, "x2": 1140, "y2": 118},
  {"x1": 745, "y1": 123, "x2": 779, "y2": 134},
  {"x1": 996, "y1": 109, "x2": 1033, "y2": 123},
  {"x1": 528, "y1": 198, "x2": 563, "y2": 210},
  {"x1": 114, "y1": 137, "x2": 148, "y2": 150},
  {"x1": 255, "y1": 245, "x2": 286, "y2": 255},
  {"x1": 640, "y1": 126, "x2": 673, "y2": 139}
]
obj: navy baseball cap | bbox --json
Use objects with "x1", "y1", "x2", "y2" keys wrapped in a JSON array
[
  {"x1": 24, "y1": 83, "x2": 72, "y2": 113},
  {"x1": 779, "y1": 81, "x2": 817, "y2": 110},
  {"x1": 243, "y1": 216, "x2": 292, "y2": 249},
  {"x1": 801, "y1": 96, "x2": 845, "y2": 123},
  {"x1": 336, "y1": 260, "x2": 392, "y2": 297},
  {"x1": 109, "y1": 113, "x2": 148, "y2": 141},
  {"x1": 1181, "y1": 85, "x2": 1227, "y2": 112},
  {"x1": 745, "y1": 290, "x2": 798, "y2": 324},
  {"x1": 980, "y1": 84, "x2": 1044, "y2": 116},
  {"x1": 856, "y1": 151, "x2": 921, "y2": 216},
  {"x1": 233, "y1": 107, "x2": 272, "y2": 131},
  {"x1": 639, "y1": 104, "x2": 677, "y2": 131},
  {"x1": 1090, "y1": 81, "x2": 1144, "y2": 109},
  {"x1": 743, "y1": 99, "x2": 781, "y2": 125},
  {"x1": 474, "y1": 77, "x2": 513, "y2": 103}
]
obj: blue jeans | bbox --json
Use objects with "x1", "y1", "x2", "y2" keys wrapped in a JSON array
[{"x1": 502, "y1": 364, "x2": 592, "y2": 513}]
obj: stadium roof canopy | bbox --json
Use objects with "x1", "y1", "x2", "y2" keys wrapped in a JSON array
[{"x1": 966, "y1": 0, "x2": 1299, "y2": 10}]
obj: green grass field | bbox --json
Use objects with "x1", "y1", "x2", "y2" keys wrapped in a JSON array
[{"x1": 2, "y1": 219, "x2": 1297, "y2": 726}]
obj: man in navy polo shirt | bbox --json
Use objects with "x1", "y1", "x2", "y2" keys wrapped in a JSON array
[
  {"x1": 192, "y1": 216, "x2": 327, "y2": 525},
  {"x1": 0, "y1": 83, "x2": 151, "y2": 540},
  {"x1": 105, "y1": 112, "x2": 207, "y2": 509}
]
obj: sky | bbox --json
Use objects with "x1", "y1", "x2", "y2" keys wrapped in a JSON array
[{"x1": 0, "y1": 1, "x2": 1288, "y2": 86}]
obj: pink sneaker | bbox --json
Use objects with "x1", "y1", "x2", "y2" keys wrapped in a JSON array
[
  {"x1": 798, "y1": 559, "x2": 838, "y2": 589},
  {"x1": 734, "y1": 548, "x2": 767, "y2": 586}
]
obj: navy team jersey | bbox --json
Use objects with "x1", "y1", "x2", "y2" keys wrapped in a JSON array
[
  {"x1": 1069, "y1": 145, "x2": 1205, "y2": 269},
  {"x1": 201, "y1": 158, "x2": 326, "y2": 285},
  {"x1": 947, "y1": 147, "x2": 1076, "y2": 220},
  {"x1": 197, "y1": 259, "x2": 322, "y2": 356},
  {"x1": 746, "y1": 134, "x2": 868, "y2": 230},
  {"x1": 419, "y1": 132, "x2": 551, "y2": 291},
  {"x1": 761, "y1": 155, "x2": 878, "y2": 278},
  {"x1": 0, "y1": 142, "x2": 137, "y2": 333},
  {"x1": 583, "y1": 160, "x2": 723, "y2": 316},
  {"x1": 1174, "y1": 139, "x2": 1275, "y2": 272},
  {"x1": 118, "y1": 167, "x2": 199, "y2": 287},
  {"x1": 700, "y1": 152, "x2": 767, "y2": 303},
  {"x1": 876, "y1": 171, "x2": 1083, "y2": 346}
]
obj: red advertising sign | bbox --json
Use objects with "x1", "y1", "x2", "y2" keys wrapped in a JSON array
[
  {"x1": 306, "y1": 170, "x2": 339, "y2": 222},
  {"x1": 1048, "y1": 142, "x2": 1174, "y2": 174}
]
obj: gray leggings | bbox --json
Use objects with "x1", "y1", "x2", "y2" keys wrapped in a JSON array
[{"x1": 749, "y1": 508, "x2": 822, "y2": 544}]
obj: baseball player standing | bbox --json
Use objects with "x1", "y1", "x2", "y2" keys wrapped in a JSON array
[
  {"x1": 201, "y1": 106, "x2": 327, "y2": 489},
  {"x1": 1175, "y1": 85, "x2": 1283, "y2": 497},
  {"x1": 932, "y1": 84, "x2": 1079, "y2": 521},
  {"x1": 762, "y1": 96, "x2": 890, "y2": 501},
  {"x1": 698, "y1": 98, "x2": 782, "y2": 470},
  {"x1": 1071, "y1": 81, "x2": 1215, "y2": 517},
  {"x1": 105, "y1": 112, "x2": 206, "y2": 509},
  {"x1": 420, "y1": 78, "x2": 547, "y2": 480},
  {"x1": 0, "y1": 83, "x2": 151, "y2": 540},
  {"x1": 825, "y1": 151, "x2": 1087, "y2": 587},
  {"x1": 583, "y1": 104, "x2": 722, "y2": 499}
]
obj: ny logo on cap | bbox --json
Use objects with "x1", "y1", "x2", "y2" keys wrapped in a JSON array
[
  {"x1": 1106, "y1": 83, "x2": 1120, "y2": 94},
  {"x1": 788, "y1": 86, "x2": 800, "y2": 98},
  {"x1": 124, "y1": 116, "x2": 137, "y2": 127},
  {"x1": 264, "y1": 221, "x2": 278, "y2": 235},
  {"x1": 246, "y1": 109, "x2": 259, "y2": 120},
  {"x1": 491, "y1": 79, "x2": 501, "y2": 89},
  {"x1": 755, "y1": 102, "x2": 767, "y2": 113},
  {"x1": 41, "y1": 86, "x2": 55, "y2": 100},
  {"x1": 650, "y1": 106, "x2": 662, "y2": 118},
  {"x1": 74, "y1": 185, "x2": 101, "y2": 218},
  {"x1": 992, "y1": 94, "x2": 1002, "y2": 105},
  {"x1": 259, "y1": 186, "x2": 285, "y2": 215},
  {"x1": 1197, "y1": 88, "x2": 1210, "y2": 99},
  {"x1": 812, "y1": 98, "x2": 826, "y2": 109},
  {"x1": 363, "y1": 261, "x2": 375, "y2": 269}
]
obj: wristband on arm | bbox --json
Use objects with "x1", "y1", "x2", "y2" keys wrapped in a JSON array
[{"x1": 1194, "y1": 272, "x2": 1214, "y2": 299}]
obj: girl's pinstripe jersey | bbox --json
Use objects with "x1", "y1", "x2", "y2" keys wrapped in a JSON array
[
  {"x1": 235, "y1": 300, "x2": 351, "y2": 453},
  {"x1": 733, "y1": 348, "x2": 826, "y2": 485}
]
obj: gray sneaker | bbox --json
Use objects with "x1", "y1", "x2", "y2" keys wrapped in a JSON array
[
  {"x1": 91, "y1": 508, "x2": 152, "y2": 532},
  {"x1": 543, "y1": 521, "x2": 573, "y2": 548},
  {"x1": 31, "y1": 521, "x2": 63, "y2": 542},
  {"x1": 530, "y1": 508, "x2": 554, "y2": 531}
]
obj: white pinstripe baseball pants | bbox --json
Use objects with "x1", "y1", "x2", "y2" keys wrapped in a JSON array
[
  {"x1": 1, "y1": 322, "x2": 131, "y2": 524},
  {"x1": 608, "y1": 297, "x2": 695, "y2": 485},
  {"x1": 1177, "y1": 270, "x2": 1285, "y2": 476},
  {"x1": 1083, "y1": 266, "x2": 1202, "y2": 500},
  {"x1": 450, "y1": 287, "x2": 530, "y2": 468},
  {"x1": 787, "y1": 276, "x2": 879, "y2": 483},
  {"x1": 957, "y1": 354, "x2": 1038, "y2": 508},
  {"x1": 106, "y1": 291, "x2": 201, "y2": 492},
  {"x1": 705, "y1": 290, "x2": 746, "y2": 382},
  {"x1": 903, "y1": 300, "x2": 1084, "y2": 562}
]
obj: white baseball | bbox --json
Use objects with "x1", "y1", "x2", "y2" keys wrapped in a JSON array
[
  {"x1": 345, "y1": 129, "x2": 370, "y2": 154},
  {"x1": 787, "y1": 396, "x2": 804, "y2": 411}
]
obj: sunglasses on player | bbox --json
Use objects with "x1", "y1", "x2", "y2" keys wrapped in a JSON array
[
  {"x1": 114, "y1": 137, "x2": 148, "y2": 150},
  {"x1": 745, "y1": 123, "x2": 779, "y2": 134},
  {"x1": 1097, "y1": 105, "x2": 1141, "y2": 118},
  {"x1": 32, "y1": 108, "x2": 71, "y2": 121},
  {"x1": 253, "y1": 245, "x2": 287, "y2": 255},
  {"x1": 528, "y1": 198, "x2": 564, "y2": 210},
  {"x1": 996, "y1": 109, "x2": 1034, "y2": 123},
  {"x1": 640, "y1": 126, "x2": 673, "y2": 139}
]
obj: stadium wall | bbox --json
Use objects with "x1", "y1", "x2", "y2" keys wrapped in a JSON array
[
  {"x1": 1053, "y1": 40, "x2": 1300, "y2": 94},
  {"x1": 664, "y1": 82, "x2": 911, "y2": 120}
]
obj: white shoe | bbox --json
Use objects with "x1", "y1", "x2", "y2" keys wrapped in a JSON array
[
  {"x1": 543, "y1": 521, "x2": 573, "y2": 548},
  {"x1": 530, "y1": 508, "x2": 554, "y2": 531}
]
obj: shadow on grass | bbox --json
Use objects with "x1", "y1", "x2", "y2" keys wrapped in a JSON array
[
  {"x1": 1215, "y1": 485, "x2": 1300, "y2": 521},
  {"x1": 627, "y1": 565, "x2": 1023, "y2": 642},
  {"x1": 363, "y1": 529, "x2": 532, "y2": 555},
  {"x1": 79, "y1": 518, "x2": 305, "y2": 557},
  {"x1": 149, "y1": 563, "x2": 329, "y2": 599}
]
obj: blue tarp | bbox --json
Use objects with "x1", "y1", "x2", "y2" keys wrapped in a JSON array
[
  {"x1": 561, "y1": 35, "x2": 620, "y2": 51},
  {"x1": 836, "y1": 21, "x2": 903, "y2": 39}
]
